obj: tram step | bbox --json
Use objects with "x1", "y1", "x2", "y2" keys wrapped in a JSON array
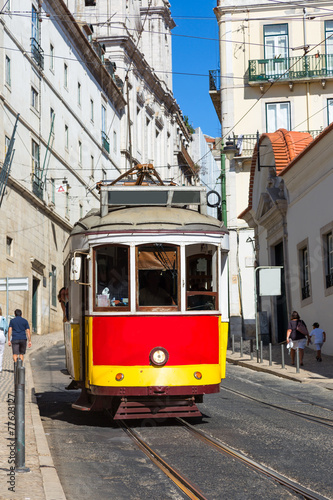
[{"x1": 113, "y1": 398, "x2": 202, "y2": 420}]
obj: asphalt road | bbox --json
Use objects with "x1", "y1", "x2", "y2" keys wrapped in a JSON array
[{"x1": 30, "y1": 343, "x2": 333, "y2": 500}]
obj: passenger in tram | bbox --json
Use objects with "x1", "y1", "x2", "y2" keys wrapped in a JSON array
[
  {"x1": 139, "y1": 270, "x2": 174, "y2": 306},
  {"x1": 107, "y1": 268, "x2": 128, "y2": 304}
]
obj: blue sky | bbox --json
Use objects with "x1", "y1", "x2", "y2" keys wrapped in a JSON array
[{"x1": 171, "y1": 1, "x2": 220, "y2": 138}]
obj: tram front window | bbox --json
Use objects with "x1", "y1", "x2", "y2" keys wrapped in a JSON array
[
  {"x1": 186, "y1": 247, "x2": 218, "y2": 311},
  {"x1": 95, "y1": 245, "x2": 129, "y2": 308},
  {"x1": 137, "y1": 244, "x2": 178, "y2": 308}
]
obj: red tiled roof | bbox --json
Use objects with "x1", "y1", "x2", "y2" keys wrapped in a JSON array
[{"x1": 238, "y1": 129, "x2": 313, "y2": 219}]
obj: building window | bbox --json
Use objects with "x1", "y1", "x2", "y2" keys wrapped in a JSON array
[
  {"x1": 77, "y1": 82, "x2": 81, "y2": 106},
  {"x1": 5, "y1": 55, "x2": 11, "y2": 87},
  {"x1": 300, "y1": 247, "x2": 310, "y2": 300},
  {"x1": 64, "y1": 63, "x2": 68, "y2": 88},
  {"x1": 325, "y1": 21, "x2": 333, "y2": 71},
  {"x1": 266, "y1": 102, "x2": 291, "y2": 133},
  {"x1": 264, "y1": 24, "x2": 288, "y2": 76},
  {"x1": 113, "y1": 130, "x2": 117, "y2": 153},
  {"x1": 65, "y1": 125, "x2": 69, "y2": 149},
  {"x1": 78, "y1": 140, "x2": 82, "y2": 165},
  {"x1": 90, "y1": 155, "x2": 94, "y2": 178},
  {"x1": 51, "y1": 265, "x2": 57, "y2": 307},
  {"x1": 31, "y1": 86, "x2": 39, "y2": 111},
  {"x1": 50, "y1": 44, "x2": 54, "y2": 71},
  {"x1": 6, "y1": 236, "x2": 13, "y2": 256},
  {"x1": 325, "y1": 232, "x2": 333, "y2": 288},
  {"x1": 32, "y1": 140, "x2": 40, "y2": 176},
  {"x1": 101, "y1": 105, "x2": 106, "y2": 133},
  {"x1": 90, "y1": 99, "x2": 94, "y2": 122},
  {"x1": 31, "y1": 5, "x2": 39, "y2": 40}
]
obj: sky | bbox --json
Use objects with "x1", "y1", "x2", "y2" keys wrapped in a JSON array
[{"x1": 170, "y1": 1, "x2": 220, "y2": 138}]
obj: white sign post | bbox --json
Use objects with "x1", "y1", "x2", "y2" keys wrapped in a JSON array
[
  {"x1": 0, "y1": 278, "x2": 29, "y2": 321},
  {"x1": 254, "y1": 267, "x2": 283, "y2": 360}
]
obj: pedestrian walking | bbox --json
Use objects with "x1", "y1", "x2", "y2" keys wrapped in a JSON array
[
  {"x1": 309, "y1": 322, "x2": 326, "y2": 362},
  {"x1": 8, "y1": 309, "x2": 31, "y2": 363},
  {"x1": 286, "y1": 311, "x2": 310, "y2": 366},
  {"x1": 0, "y1": 306, "x2": 9, "y2": 373}
]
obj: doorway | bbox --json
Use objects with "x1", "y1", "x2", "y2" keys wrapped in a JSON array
[
  {"x1": 32, "y1": 277, "x2": 39, "y2": 333},
  {"x1": 274, "y1": 242, "x2": 288, "y2": 343}
]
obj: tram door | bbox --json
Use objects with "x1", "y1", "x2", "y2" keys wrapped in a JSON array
[{"x1": 32, "y1": 277, "x2": 39, "y2": 333}]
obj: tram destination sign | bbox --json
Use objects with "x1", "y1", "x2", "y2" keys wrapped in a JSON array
[{"x1": 0, "y1": 277, "x2": 29, "y2": 291}]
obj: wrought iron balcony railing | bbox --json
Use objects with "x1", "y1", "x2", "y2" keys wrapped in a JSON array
[
  {"x1": 102, "y1": 131, "x2": 110, "y2": 153},
  {"x1": 31, "y1": 38, "x2": 44, "y2": 70},
  {"x1": 249, "y1": 54, "x2": 333, "y2": 83}
]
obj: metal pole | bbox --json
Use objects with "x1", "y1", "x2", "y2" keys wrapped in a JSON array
[
  {"x1": 260, "y1": 340, "x2": 263, "y2": 363},
  {"x1": 296, "y1": 348, "x2": 300, "y2": 374},
  {"x1": 250, "y1": 339, "x2": 254, "y2": 360},
  {"x1": 232, "y1": 334, "x2": 235, "y2": 354},
  {"x1": 269, "y1": 343, "x2": 272, "y2": 366},
  {"x1": 240, "y1": 337, "x2": 243, "y2": 358},
  {"x1": 255, "y1": 268, "x2": 259, "y2": 362},
  {"x1": 6, "y1": 277, "x2": 9, "y2": 323},
  {"x1": 15, "y1": 363, "x2": 30, "y2": 472},
  {"x1": 281, "y1": 344, "x2": 285, "y2": 369}
]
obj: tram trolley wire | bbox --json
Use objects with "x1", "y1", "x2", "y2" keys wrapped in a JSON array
[
  {"x1": 176, "y1": 418, "x2": 330, "y2": 500},
  {"x1": 220, "y1": 385, "x2": 333, "y2": 429}
]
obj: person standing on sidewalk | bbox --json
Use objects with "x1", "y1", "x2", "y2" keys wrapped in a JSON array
[
  {"x1": 0, "y1": 307, "x2": 9, "y2": 373},
  {"x1": 8, "y1": 309, "x2": 31, "y2": 363},
  {"x1": 309, "y1": 322, "x2": 326, "y2": 362},
  {"x1": 286, "y1": 311, "x2": 310, "y2": 366}
]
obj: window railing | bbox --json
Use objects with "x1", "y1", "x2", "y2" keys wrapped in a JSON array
[
  {"x1": 249, "y1": 54, "x2": 333, "y2": 83},
  {"x1": 102, "y1": 131, "x2": 110, "y2": 153},
  {"x1": 301, "y1": 283, "x2": 310, "y2": 300},
  {"x1": 209, "y1": 69, "x2": 220, "y2": 91},
  {"x1": 31, "y1": 38, "x2": 44, "y2": 69},
  {"x1": 326, "y1": 272, "x2": 333, "y2": 288}
]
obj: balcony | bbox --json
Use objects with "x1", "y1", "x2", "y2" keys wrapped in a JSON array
[
  {"x1": 102, "y1": 131, "x2": 110, "y2": 153},
  {"x1": 248, "y1": 54, "x2": 333, "y2": 84},
  {"x1": 209, "y1": 70, "x2": 221, "y2": 122},
  {"x1": 31, "y1": 38, "x2": 44, "y2": 70}
]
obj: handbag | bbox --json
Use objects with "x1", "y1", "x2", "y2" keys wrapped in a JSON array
[{"x1": 296, "y1": 320, "x2": 308, "y2": 336}]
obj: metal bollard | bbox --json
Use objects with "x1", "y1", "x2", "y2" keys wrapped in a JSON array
[
  {"x1": 240, "y1": 337, "x2": 243, "y2": 358},
  {"x1": 296, "y1": 348, "x2": 300, "y2": 374},
  {"x1": 232, "y1": 334, "x2": 235, "y2": 354},
  {"x1": 281, "y1": 344, "x2": 285, "y2": 369},
  {"x1": 269, "y1": 343, "x2": 272, "y2": 366},
  {"x1": 15, "y1": 363, "x2": 30, "y2": 472},
  {"x1": 260, "y1": 340, "x2": 263, "y2": 363},
  {"x1": 250, "y1": 339, "x2": 254, "y2": 360}
]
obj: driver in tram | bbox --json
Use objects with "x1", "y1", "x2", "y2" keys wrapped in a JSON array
[{"x1": 139, "y1": 270, "x2": 174, "y2": 306}]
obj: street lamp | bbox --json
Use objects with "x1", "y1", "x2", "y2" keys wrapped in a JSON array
[{"x1": 222, "y1": 134, "x2": 238, "y2": 160}]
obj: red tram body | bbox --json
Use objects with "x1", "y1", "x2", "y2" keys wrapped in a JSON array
[{"x1": 64, "y1": 179, "x2": 229, "y2": 419}]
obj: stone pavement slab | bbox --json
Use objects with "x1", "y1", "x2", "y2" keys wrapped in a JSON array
[{"x1": 0, "y1": 331, "x2": 66, "y2": 500}]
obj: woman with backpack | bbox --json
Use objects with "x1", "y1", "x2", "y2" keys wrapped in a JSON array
[{"x1": 286, "y1": 311, "x2": 310, "y2": 366}]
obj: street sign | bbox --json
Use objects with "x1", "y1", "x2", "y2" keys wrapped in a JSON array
[
  {"x1": 259, "y1": 268, "x2": 281, "y2": 296},
  {"x1": 0, "y1": 278, "x2": 29, "y2": 292}
]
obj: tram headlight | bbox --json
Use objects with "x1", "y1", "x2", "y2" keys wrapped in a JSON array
[
  {"x1": 194, "y1": 371, "x2": 202, "y2": 380},
  {"x1": 115, "y1": 373, "x2": 124, "y2": 381},
  {"x1": 149, "y1": 347, "x2": 169, "y2": 367}
]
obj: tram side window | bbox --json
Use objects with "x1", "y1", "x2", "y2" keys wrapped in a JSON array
[
  {"x1": 95, "y1": 245, "x2": 129, "y2": 308},
  {"x1": 186, "y1": 246, "x2": 218, "y2": 311},
  {"x1": 137, "y1": 244, "x2": 178, "y2": 307}
]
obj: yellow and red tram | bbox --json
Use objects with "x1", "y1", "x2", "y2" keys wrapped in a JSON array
[{"x1": 63, "y1": 178, "x2": 229, "y2": 419}]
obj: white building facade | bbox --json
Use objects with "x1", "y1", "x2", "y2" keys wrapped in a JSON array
[{"x1": 0, "y1": 0, "x2": 125, "y2": 332}]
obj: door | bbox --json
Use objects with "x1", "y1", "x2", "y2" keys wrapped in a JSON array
[
  {"x1": 264, "y1": 24, "x2": 288, "y2": 77},
  {"x1": 274, "y1": 242, "x2": 288, "y2": 343},
  {"x1": 32, "y1": 277, "x2": 39, "y2": 333}
]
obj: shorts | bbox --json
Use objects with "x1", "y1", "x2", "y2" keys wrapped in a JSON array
[
  {"x1": 290, "y1": 338, "x2": 306, "y2": 350},
  {"x1": 11, "y1": 340, "x2": 27, "y2": 355},
  {"x1": 315, "y1": 343, "x2": 323, "y2": 351}
]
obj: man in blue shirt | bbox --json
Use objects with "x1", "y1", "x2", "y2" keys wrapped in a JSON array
[{"x1": 8, "y1": 309, "x2": 31, "y2": 362}]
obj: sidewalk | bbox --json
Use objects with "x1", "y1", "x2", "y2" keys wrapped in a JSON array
[
  {"x1": 0, "y1": 330, "x2": 66, "y2": 500},
  {"x1": 1, "y1": 334, "x2": 332, "y2": 500},
  {"x1": 227, "y1": 343, "x2": 333, "y2": 390}
]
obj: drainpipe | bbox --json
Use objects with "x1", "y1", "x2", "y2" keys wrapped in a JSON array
[
  {"x1": 220, "y1": 144, "x2": 227, "y2": 226},
  {"x1": 282, "y1": 214, "x2": 292, "y2": 319}
]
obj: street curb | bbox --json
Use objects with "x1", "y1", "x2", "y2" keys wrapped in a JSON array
[
  {"x1": 26, "y1": 348, "x2": 67, "y2": 500},
  {"x1": 226, "y1": 357, "x2": 304, "y2": 383}
]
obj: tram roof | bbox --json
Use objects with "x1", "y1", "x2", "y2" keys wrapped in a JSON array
[{"x1": 71, "y1": 206, "x2": 228, "y2": 235}]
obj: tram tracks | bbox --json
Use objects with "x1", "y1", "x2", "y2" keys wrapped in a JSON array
[
  {"x1": 220, "y1": 385, "x2": 333, "y2": 428},
  {"x1": 113, "y1": 415, "x2": 329, "y2": 500}
]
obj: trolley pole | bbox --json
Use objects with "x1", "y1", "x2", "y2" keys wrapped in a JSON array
[{"x1": 15, "y1": 361, "x2": 29, "y2": 472}]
